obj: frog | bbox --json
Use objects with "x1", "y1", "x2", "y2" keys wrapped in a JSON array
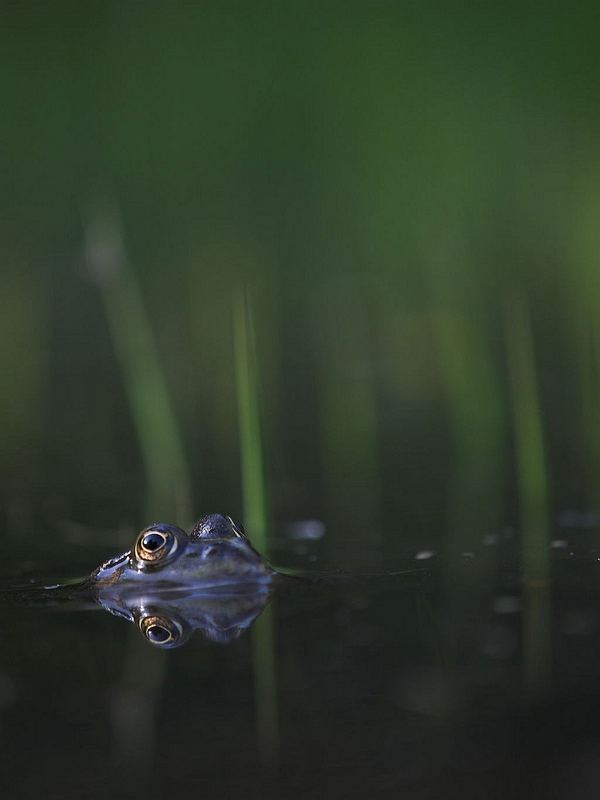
[
  {"x1": 3, "y1": 513, "x2": 422, "y2": 649},
  {"x1": 0, "y1": 514, "x2": 274, "y2": 649},
  {"x1": 90, "y1": 513, "x2": 274, "y2": 591},
  {"x1": 86, "y1": 513, "x2": 275, "y2": 647}
]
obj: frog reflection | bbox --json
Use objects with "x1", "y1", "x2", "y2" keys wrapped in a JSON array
[
  {"x1": 99, "y1": 586, "x2": 271, "y2": 649},
  {"x1": 88, "y1": 513, "x2": 274, "y2": 648}
]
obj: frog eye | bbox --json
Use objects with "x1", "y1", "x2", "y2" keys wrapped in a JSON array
[
  {"x1": 139, "y1": 614, "x2": 183, "y2": 647},
  {"x1": 134, "y1": 524, "x2": 180, "y2": 564}
]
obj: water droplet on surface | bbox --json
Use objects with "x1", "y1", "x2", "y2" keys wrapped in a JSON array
[
  {"x1": 483, "y1": 534, "x2": 499, "y2": 546},
  {"x1": 287, "y1": 519, "x2": 326, "y2": 540},
  {"x1": 415, "y1": 550, "x2": 435, "y2": 561}
]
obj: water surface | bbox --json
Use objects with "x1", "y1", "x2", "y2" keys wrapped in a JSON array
[{"x1": 1, "y1": 533, "x2": 599, "y2": 800}]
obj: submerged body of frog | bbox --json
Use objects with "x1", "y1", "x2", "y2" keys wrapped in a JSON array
[{"x1": 87, "y1": 513, "x2": 275, "y2": 647}]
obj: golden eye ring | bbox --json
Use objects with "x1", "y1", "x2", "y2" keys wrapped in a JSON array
[
  {"x1": 134, "y1": 526, "x2": 178, "y2": 564},
  {"x1": 139, "y1": 614, "x2": 182, "y2": 646}
]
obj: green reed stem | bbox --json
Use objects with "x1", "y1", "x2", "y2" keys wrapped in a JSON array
[
  {"x1": 314, "y1": 284, "x2": 381, "y2": 569},
  {"x1": 504, "y1": 289, "x2": 551, "y2": 697},
  {"x1": 504, "y1": 291, "x2": 549, "y2": 582},
  {"x1": 233, "y1": 286, "x2": 278, "y2": 766},
  {"x1": 85, "y1": 210, "x2": 178, "y2": 776},
  {"x1": 233, "y1": 287, "x2": 268, "y2": 551},
  {"x1": 430, "y1": 307, "x2": 505, "y2": 547},
  {"x1": 85, "y1": 210, "x2": 191, "y2": 522}
]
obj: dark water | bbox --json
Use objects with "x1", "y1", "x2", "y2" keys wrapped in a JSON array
[{"x1": 1, "y1": 533, "x2": 600, "y2": 800}]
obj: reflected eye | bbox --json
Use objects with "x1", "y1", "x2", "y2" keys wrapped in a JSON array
[
  {"x1": 147, "y1": 625, "x2": 170, "y2": 643},
  {"x1": 139, "y1": 614, "x2": 182, "y2": 647},
  {"x1": 134, "y1": 525, "x2": 179, "y2": 564}
]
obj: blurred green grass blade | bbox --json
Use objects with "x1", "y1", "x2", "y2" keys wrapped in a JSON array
[
  {"x1": 85, "y1": 210, "x2": 191, "y2": 521},
  {"x1": 428, "y1": 303, "x2": 505, "y2": 673},
  {"x1": 233, "y1": 286, "x2": 278, "y2": 766},
  {"x1": 85, "y1": 209, "x2": 181, "y2": 776},
  {"x1": 313, "y1": 282, "x2": 381, "y2": 568},
  {"x1": 568, "y1": 200, "x2": 600, "y2": 508},
  {"x1": 430, "y1": 307, "x2": 505, "y2": 544},
  {"x1": 504, "y1": 291, "x2": 549, "y2": 582},
  {"x1": 575, "y1": 322, "x2": 600, "y2": 508},
  {"x1": 504, "y1": 289, "x2": 551, "y2": 697},
  {"x1": 233, "y1": 287, "x2": 267, "y2": 551},
  {"x1": 420, "y1": 228, "x2": 505, "y2": 552}
]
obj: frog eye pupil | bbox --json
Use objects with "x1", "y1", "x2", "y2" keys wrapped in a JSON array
[
  {"x1": 142, "y1": 532, "x2": 166, "y2": 552},
  {"x1": 146, "y1": 625, "x2": 171, "y2": 643}
]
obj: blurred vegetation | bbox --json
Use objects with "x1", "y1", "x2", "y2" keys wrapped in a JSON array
[{"x1": 1, "y1": 2, "x2": 600, "y2": 566}]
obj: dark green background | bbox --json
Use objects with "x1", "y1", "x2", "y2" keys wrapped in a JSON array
[{"x1": 2, "y1": 2, "x2": 599, "y2": 565}]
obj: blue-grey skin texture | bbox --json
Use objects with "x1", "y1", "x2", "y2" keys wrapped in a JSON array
[
  {"x1": 91, "y1": 513, "x2": 273, "y2": 590},
  {"x1": 89, "y1": 514, "x2": 274, "y2": 648}
]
